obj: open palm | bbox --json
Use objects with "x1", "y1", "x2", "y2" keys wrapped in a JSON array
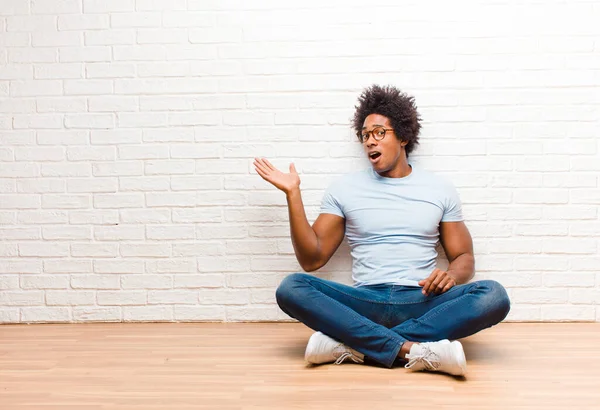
[{"x1": 254, "y1": 158, "x2": 300, "y2": 194}]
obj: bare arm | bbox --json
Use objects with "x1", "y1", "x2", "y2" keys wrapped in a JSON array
[
  {"x1": 254, "y1": 158, "x2": 345, "y2": 272},
  {"x1": 439, "y1": 221, "x2": 475, "y2": 285},
  {"x1": 419, "y1": 221, "x2": 474, "y2": 295}
]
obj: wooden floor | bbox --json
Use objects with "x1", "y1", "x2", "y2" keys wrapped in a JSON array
[{"x1": 1, "y1": 323, "x2": 599, "y2": 410}]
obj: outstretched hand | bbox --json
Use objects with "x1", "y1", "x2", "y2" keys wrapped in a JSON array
[
  {"x1": 418, "y1": 268, "x2": 456, "y2": 296},
  {"x1": 254, "y1": 157, "x2": 300, "y2": 194}
]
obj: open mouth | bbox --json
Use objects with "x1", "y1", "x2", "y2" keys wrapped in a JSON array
[{"x1": 368, "y1": 152, "x2": 382, "y2": 162}]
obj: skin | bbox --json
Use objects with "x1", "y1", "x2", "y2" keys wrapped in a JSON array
[{"x1": 254, "y1": 113, "x2": 475, "y2": 360}]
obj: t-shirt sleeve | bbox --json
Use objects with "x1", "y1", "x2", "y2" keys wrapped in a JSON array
[
  {"x1": 319, "y1": 184, "x2": 345, "y2": 218},
  {"x1": 441, "y1": 182, "x2": 464, "y2": 222}
]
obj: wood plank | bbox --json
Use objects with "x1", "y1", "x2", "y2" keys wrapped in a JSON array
[{"x1": 1, "y1": 323, "x2": 599, "y2": 409}]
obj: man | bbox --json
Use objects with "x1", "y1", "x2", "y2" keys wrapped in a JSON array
[{"x1": 253, "y1": 85, "x2": 510, "y2": 377}]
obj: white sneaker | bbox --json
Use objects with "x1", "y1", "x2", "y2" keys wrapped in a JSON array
[
  {"x1": 304, "y1": 332, "x2": 365, "y2": 365},
  {"x1": 404, "y1": 339, "x2": 467, "y2": 376}
]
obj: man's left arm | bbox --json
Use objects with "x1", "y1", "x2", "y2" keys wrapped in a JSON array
[{"x1": 419, "y1": 221, "x2": 475, "y2": 295}]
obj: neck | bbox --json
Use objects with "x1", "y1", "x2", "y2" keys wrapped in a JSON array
[{"x1": 377, "y1": 157, "x2": 412, "y2": 178}]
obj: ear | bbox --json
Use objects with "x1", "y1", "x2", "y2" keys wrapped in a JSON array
[{"x1": 399, "y1": 139, "x2": 408, "y2": 147}]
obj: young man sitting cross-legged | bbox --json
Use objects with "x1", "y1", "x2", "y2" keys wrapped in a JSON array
[{"x1": 254, "y1": 85, "x2": 510, "y2": 376}]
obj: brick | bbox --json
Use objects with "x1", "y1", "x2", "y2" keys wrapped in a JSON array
[
  {"x1": 15, "y1": 147, "x2": 65, "y2": 161},
  {"x1": 37, "y1": 98, "x2": 87, "y2": 113},
  {"x1": 94, "y1": 225, "x2": 144, "y2": 240},
  {"x1": 21, "y1": 307, "x2": 70, "y2": 323},
  {"x1": 34, "y1": 63, "x2": 83, "y2": 79},
  {"x1": 14, "y1": 114, "x2": 64, "y2": 130},
  {"x1": 44, "y1": 259, "x2": 92, "y2": 273},
  {"x1": 32, "y1": 0, "x2": 82, "y2": 14},
  {"x1": 0, "y1": 259, "x2": 42, "y2": 274},
  {"x1": 42, "y1": 194, "x2": 89, "y2": 209},
  {"x1": 0, "y1": 309, "x2": 20, "y2": 323},
  {"x1": 146, "y1": 259, "x2": 196, "y2": 274},
  {"x1": 541, "y1": 306, "x2": 595, "y2": 322},
  {"x1": 0, "y1": 275, "x2": 19, "y2": 289},
  {"x1": 174, "y1": 274, "x2": 224, "y2": 288},
  {"x1": 121, "y1": 274, "x2": 171, "y2": 289},
  {"x1": 73, "y1": 307, "x2": 121, "y2": 322},
  {"x1": 71, "y1": 274, "x2": 119, "y2": 289},
  {"x1": 0, "y1": 194, "x2": 41, "y2": 209},
  {"x1": 123, "y1": 306, "x2": 172, "y2": 321},
  {"x1": 86, "y1": 63, "x2": 135, "y2": 78},
  {"x1": 92, "y1": 162, "x2": 142, "y2": 177},
  {"x1": 46, "y1": 291, "x2": 95, "y2": 306},
  {"x1": 21, "y1": 275, "x2": 70, "y2": 289},
  {"x1": 64, "y1": 80, "x2": 113, "y2": 96},
  {"x1": 119, "y1": 209, "x2": 170, "y2": 223},
  {"x1": 120, "y1": 244, "x2": 170, "y2": 258},
  {"x1": 172, "y1": 208, "x2": 221, "y2": 223},
  {"x1": 145, "y1": 160, "x2": 195, "y2": 175},
  {"x1": 94, "y1": 260, "x2": 144, "y2": 274},
  {"x1": 94, "y1": 193, "x2": 144, "y2": 209},
  {"x1": 84, "y1": 0, "x2": 135, "y2": 13},
  {"x1": 147, "y1": 226, "x2": 195, "y2": 240},
  {"x1": 0, "y1": 227, "x2": 41, "y2": 240},
  {"x1": 146, "y1": 192, "x2": 196, "y2": 208},
  {"x1": 42, "y1": 226, "x2": 91, "y2": 240},
  {"x1": 148, "y1": 290, "x2": 197, "y2": 304},
  {"x1": 198, "y1": 289, "x2": 250, "y2": 305},
  {"x1": 91, "y1": 130, "x2": 141, "y2": 145},
  {"x1": 59, "y1": 14, "x2": 109, "y2": 30},
  {"x1": 98, "y1": 291, "x2": 146, "y2": 306},
  {"x1": 174, "y1": 306, "x2": 225, "y2": 321},
  {"x1": 11, "y1": 80, "x2": 62, "y2": 97},
  {"x1": 67, "y1": 147, "x2": 116, "y2": 161},
  {"x1": 0, "y1": 291, "x2": 44, "y2": 306},
  {"x1": 118, "y1": 177, "x2": 169, "y2": 192},
  {"x1": 32, "y1": 32, "x2": 82, "y2": 47},
  {"x1": 172, "y1": 242, "x2": 223, "y2": 257},
  {"x1": 71, "y1": 243, "x2": 119, "y2": 258},
  {"x1": 9, "y1": 49, "x2": 58, "y2": 64},
  {"x1": 118, "y1": 146, "x2": 168, "y2": 160},
  {"x1": 19, "y1": 243, "x2": 70, "y2": 257},
  {"x1": 89, "y1": 96, "x2": 138, "y2": 112},
  {"x1": 69, "y1": 210, "x2": 118, "y2": 225},
  {"x1": 143, "y1": 128, "x2": 194, "y2": 143}
]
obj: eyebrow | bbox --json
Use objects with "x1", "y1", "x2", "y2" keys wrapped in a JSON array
[{"x1": 361, "y1": 124, "x2": 385, "y2": 130}]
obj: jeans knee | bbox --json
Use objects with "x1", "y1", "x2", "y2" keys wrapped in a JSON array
[
  {"x1": 477, "y1": 280, "x2": 511, "y2": 322},
  {"x1": 275, "y1": 273, "x2": 308, "y2": 309}
]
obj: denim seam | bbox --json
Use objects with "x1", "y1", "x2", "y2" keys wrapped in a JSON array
[
  {"x1": 398, "y1": 286, "x2": 479, "y2": 335},
  {"x1": 310, "y1": 279, "x2": 394, "y2": 305}
]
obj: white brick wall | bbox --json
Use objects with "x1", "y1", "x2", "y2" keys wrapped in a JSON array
[{"x1": 1, "y1": 0, "x2": 599, "y2": 324}]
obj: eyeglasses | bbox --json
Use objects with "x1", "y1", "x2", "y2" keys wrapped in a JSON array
[{"x1": 358, "y1": 127, "x2": 394, "y2": 143}]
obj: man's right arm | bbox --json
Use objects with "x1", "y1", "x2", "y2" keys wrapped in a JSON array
[{"x1": 254, "y1": 158, "x2": 345, "y2": 272}]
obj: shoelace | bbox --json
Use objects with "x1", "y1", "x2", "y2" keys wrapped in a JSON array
[
  {"x1": 333, "y1": 346, "x2": 364, "y2": 365},
  {"x1": 405, "y1": 346, "x2": 441, "y2": 371}
]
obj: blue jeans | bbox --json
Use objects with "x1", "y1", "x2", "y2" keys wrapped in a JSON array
[{"x1": 276, "y1": 273, "x2": 511, "y2": 368}]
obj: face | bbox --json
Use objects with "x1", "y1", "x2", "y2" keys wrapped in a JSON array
[{"x1": 361, "y1": 114, "x2": 407, "y2": 176}]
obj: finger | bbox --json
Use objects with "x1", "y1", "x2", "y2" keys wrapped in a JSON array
[
  {"x1": 434, "y1": 277, "x2": 451, "y2": 294},
  {"x1": 441, "y1": 281, "x2": 454, "y2": 294},
  {"x1": 254, "y1": 166, "x2": 270, "y2": 180},
  {"x1": 422, "y1": 271, "x2": 440, "y2": 295},
  {"x1": 263, "y1": 158, "x2": 277, "y2": 171},
  {"x1": 289, "y1": 163, "x2": 297, "y2": 174},
  {"x1": 430, "y1": 271, "x2": 446, "y2": 291},
  {"x1": 254, "y1": 162, "x2": 270, "y2": 176}
]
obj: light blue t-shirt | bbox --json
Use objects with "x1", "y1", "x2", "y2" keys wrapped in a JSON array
[{"x1": 320, "y1": 165, "x2": 463, "y2": 287}]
